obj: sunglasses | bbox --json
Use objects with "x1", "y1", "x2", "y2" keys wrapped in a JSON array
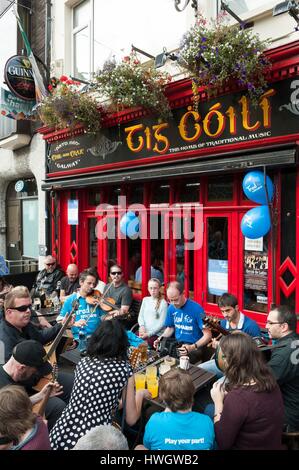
[
  {"x1": 12, "y1": 304, "x2": 32, "y2": 312},
  {"x1": 46, "y1": 263, "x2": 55, "y2": 267},
  {"x1": 110, "y1": 271, "x2": 122, "y2": 276}
]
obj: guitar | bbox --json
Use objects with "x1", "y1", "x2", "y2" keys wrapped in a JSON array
[
  {"x1": 32, "y1": 363, "x2": 58, "y2": 417},
  {"x1": 33, "y1": 299, "x2": 79, "y2": 391},
  {"x1": 203, "y1": 316, "x2": 268, "y2": 348}
]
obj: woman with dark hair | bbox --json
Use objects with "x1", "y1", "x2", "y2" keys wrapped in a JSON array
[
  {"x1": 211, "y1": 332, "x2": 284, "y2": 450},
  {"x1": 50, "y1": 320, "x2": 150, "y2": 450}
]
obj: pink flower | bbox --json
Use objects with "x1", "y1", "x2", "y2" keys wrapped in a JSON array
[
  {"x1": 123, "y1": 56, "x2": 130, "y2": 62},
  {"x1": 48, "y1": 85, "x2": 53, "y2": 91},
  {"x1": 59, "y1": 75, "x2": 68, "y2": 82}
]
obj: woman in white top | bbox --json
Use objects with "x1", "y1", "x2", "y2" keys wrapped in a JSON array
[{"x1": 138, "y1": 278, "x2": 167, "y2": 348}]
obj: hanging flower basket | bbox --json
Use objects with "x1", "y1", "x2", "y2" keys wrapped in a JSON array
[
  {"x1": 179, "y1": 15, "x2": 271, "y2": 105},
  {"x1": 95, "y1": 54, "x2": 172, "y2": 120},
  {"x1": 38, "y1": 76, "x2": 102, "y2": 134}
]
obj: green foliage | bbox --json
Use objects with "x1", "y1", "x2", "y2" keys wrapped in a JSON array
[
  {"x1": 95, "y1": 54, "x2": 172, "y2": 120},
  {"x1": 179, "y1": 15, "x2": 271, "y2": 105},
  {"x1": 38, "y1": 76, "x2": 101, "y2": 134}
]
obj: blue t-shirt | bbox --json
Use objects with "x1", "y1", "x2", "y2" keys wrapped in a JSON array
[
  {"x1": 57, "y1": 293, "x2": 104, "y2": 341},
  {"x1": 143, "y1": 411, "x2": 214, "y2": 450},
  {"x1": 220, "y1": 313, "x2": 261, "y2": 337},
  {"x1": 165, "y1": 299, "x2": 204, "y2": 344}
]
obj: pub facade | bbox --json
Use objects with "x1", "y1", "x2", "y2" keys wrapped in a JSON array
[{"x1": 40, "y1": 40, "x2": 299, "y2": 326}]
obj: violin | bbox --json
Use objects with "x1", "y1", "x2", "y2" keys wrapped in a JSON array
[{"x1": 85, "y1": 289, "x2": 120, "y2": 313}]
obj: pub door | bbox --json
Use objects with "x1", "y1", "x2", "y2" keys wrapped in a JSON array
[{"x1": 201, "y1": 212, "x2": 238, "y2": 316}]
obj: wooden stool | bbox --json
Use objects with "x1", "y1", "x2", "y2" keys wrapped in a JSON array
[{"x1": 282, "y1": 431, "x2": 299, "y2": 450}]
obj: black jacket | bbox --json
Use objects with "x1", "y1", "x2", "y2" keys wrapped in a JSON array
[
  {"x1": 31, "y1": 266, "x2": 65, "y2": 296},
  {"x1": 268, "y1": 332, "x2": 299, "y2": 431},
  {"x1": 0, "y1": 319, "x2": 62, "y2": 363}
]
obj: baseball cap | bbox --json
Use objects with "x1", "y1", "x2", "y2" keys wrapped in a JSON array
[{"x1": 12, "y1": 340, "x2": 52, "y2": 375}]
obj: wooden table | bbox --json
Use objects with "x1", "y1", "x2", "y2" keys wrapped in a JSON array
[{"x1": 144, "y1": 356, "x2": 216, "y2": 410}]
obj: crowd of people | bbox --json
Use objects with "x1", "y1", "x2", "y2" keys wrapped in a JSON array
[{"x1": 0, "y1": 256, "x2": 298, "y2": 451}]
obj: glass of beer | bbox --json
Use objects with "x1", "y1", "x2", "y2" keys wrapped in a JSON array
[
  {"x1": 134, "y1": 373, "x2": 146, "y2": 391},
  {"x1": 145, "y1": 365, "x2": 157, "y2": 381},
  {"x1": 147, "y1": 377, "x2": 159, "y2": 399}
]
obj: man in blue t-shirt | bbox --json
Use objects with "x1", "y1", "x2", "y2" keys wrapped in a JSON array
[
  {"x1": 154, "y1": 282, "x2": 212, "y2": 363},
  {"x1": 200, "y1": 292, "x2": 261, "y2": 377},
  {"x1": 57, "y1": 269, "x2": 104, "y2": 352}
]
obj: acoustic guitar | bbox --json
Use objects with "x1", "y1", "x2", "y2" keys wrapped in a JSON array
[
  {"x1": 32, "y1": 363, "x2": 58, "y2": 417},
  {"x1": 33, "y1": 299, "x2": 79, "y2": 391}
]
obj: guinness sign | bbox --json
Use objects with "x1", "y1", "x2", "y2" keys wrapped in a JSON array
[{"x1": 4, "y1": 55, "x2": 35, "y2": 101}]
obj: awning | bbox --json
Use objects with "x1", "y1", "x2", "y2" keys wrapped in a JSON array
[{"x1": 42, "y1": 146, "x2": 297, "y2": 191}]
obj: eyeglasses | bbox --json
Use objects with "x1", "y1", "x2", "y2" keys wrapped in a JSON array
[
  {"x1": 12, "y1": 304, "x2": 32, "y2": 312},
  {"x1": 110, "y1": 271, "x2": 122, "y2": 276},
  {"x1": 46, "y1": 263, "x2": 55, "y2": 267},
  {"x1": 266, "y1": 320, "x2": 284, "y2": 326}
]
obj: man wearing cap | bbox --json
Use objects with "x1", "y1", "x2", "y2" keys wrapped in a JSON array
[
  {"x1": 0, "y1": 286, "x2": 74, "y2": 415},
  {"x1": 0, "y1": 340, "x2": 66, "y2": 430}
]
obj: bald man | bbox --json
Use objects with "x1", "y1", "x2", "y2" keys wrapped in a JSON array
[
  {"x1": 31, "y1": 255, "x2": 64, "y2": 298},
  {"x1": 60, "y1": 264, "x2": 80, "y2": 302}
]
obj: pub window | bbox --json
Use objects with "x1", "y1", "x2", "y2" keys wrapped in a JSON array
[
  {"x1": 207, "y1": 176, "x2": 233, "y2": 202},
  {"x1": 72, "y1": 0, "x2": 91, "y2": 81},
  {"x1": 207, "y1": 217, "x2": 228, "y2": 304},
  {"x1": 88, "y1": 190, "x2": 102, "y2": 206},
  {"x1": 128, "y1": 183, "x2": 144, "y2": 205},
  {"x1": 221, "y1": 1, "x2": 271, "y2": 16},
  {"x1": 244, "y1": 236, "x2": 268, "y2": 313},
  {"x1": 151, "y1": 182, "x2": 170, "y2": 204},
  {"x1": 179, "y1": 178, "x2": 200, "y2": 203}
]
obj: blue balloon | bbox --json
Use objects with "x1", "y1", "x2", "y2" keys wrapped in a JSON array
[
  {"x1": 241, "y1": 205, "x2": 271, "y2": 239},
  {"x1": 120, "y1": 211, "x2": 139, "y2": 238},
  {"x1": 242, "y1": 171, "x2": 274, "y2": 204}
]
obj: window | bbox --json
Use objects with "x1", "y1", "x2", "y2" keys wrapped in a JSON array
[
  {"x1": 72, "y1": 0, "x2": 190, "y2": 80},
  {"x1": 223, "y1": 1, "x2": 273, "y2": 16}
]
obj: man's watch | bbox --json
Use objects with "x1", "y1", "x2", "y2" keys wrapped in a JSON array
[{"x1": 193, "y1": 342, "x2": 198, "y2": 349}]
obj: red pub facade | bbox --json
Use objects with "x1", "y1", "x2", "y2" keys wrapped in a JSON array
[{"x1": 40, "y1": 40, "x2": 299, "y2": 326}]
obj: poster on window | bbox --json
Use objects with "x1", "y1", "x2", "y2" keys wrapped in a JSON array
[
  {"x1": 208, "y1": 259, "x2": 228, "y2": 296},
  {"x1": 244, "y1": 253, "x2": 268, "y2": 291}
]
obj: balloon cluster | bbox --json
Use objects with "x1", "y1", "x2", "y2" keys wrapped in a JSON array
[
  {"x1": 119, "y1": 211, "x2": 140, "y2": 239},
  {"x1": 241, "y1": 171, "x2": 274, "y2": 239}
]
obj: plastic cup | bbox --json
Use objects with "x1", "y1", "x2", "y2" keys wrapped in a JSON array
[
  {"x1": 134, "y1": 373, "x2": 146, "y2": 391},
  {"x1": 147, "y1": 377, "x2": 159, "y2": 399},
  {"x1": 145, "y1": 365, "x2": 157, "y2": 381}
]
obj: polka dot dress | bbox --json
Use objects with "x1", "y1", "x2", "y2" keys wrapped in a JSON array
[{"x1": 49, "y1": 357, "x2": 132, "y2": 450}]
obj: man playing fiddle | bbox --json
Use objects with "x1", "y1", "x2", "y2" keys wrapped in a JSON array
[
  {"x1": 101, "y1": 265, "x2": 132, "y2": 321},
  {"x1": 57, "y1": 270, "x2": 104, "y2": 353}
]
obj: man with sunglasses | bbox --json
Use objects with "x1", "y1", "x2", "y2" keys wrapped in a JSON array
[
  {"x1": 266, "y1": 305, "x2": 299, "y2": 432},
  {"x1": 0, "y1": 286, "x2": 65, "y2": 363},
  {"x1": 102, "y1": 264, "x2": 132, "y2": 321},
  {"x1": 31, "y1": 255, "x2": 64, "y2": 299}
]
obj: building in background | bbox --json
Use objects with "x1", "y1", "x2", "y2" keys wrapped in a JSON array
[
  {"x1": 37, "y1": 0, "x2": 299, "y2": 325},
  {"x1": 0, "y1": 0, "x2": 49, "y2": 274}
]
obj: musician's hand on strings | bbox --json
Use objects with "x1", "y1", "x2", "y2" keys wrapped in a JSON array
[
  {"x1": 40, "y1": 381, "x2": 63, "y2": 398},
  {"x1": 74, "y1": 319, "x2": 87, "y2": 328}
]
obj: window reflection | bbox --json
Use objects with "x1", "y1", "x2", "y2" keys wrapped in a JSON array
[
  {"x1": 208, "y1": 176, "x2": 233, "y2": 201},
  {"x1": 207, "y1": 217, "x2": 228, "y2": 304}
]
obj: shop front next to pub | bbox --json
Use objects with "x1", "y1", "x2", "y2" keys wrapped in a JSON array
[{"x1": 40, "y1": 41, "x2": 299, "y2": 327}]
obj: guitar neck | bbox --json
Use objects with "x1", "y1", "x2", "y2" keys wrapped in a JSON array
[
  {"x1": 204, "y1": 317, "x2": 230, "y2": 337},
  {"x1": 46, "y1": 301, "x2": 78, "y2": 360}
]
